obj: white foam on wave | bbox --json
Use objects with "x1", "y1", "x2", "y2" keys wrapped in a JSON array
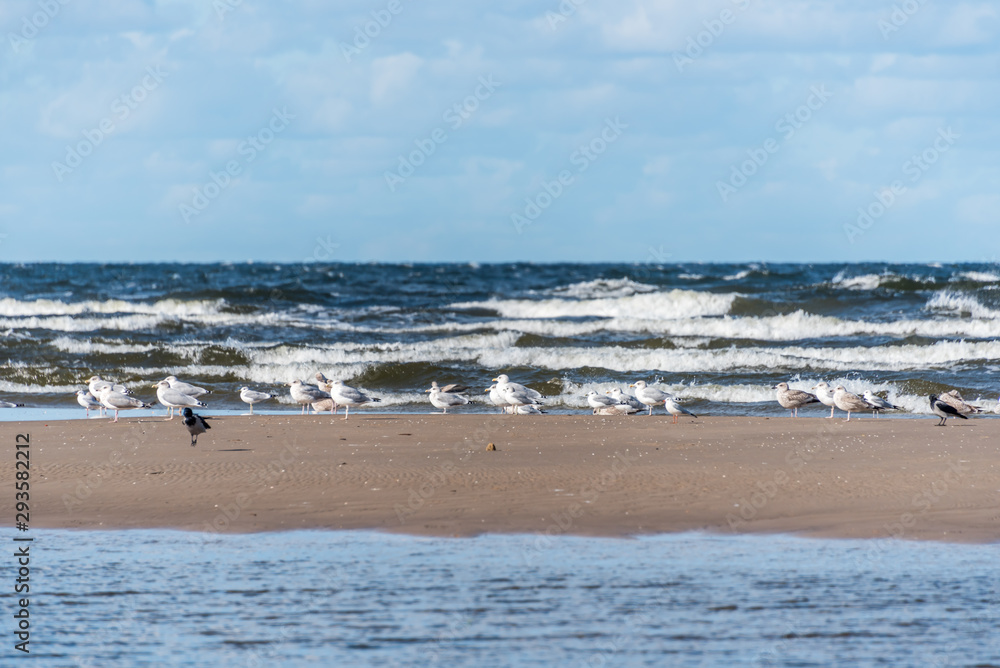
[
  {"x1": 0, "y1": 297, "x2": 226, "y2": 317},
  {"x1": 475, "y1": 339, "x2": 1000, "y2": 374},
  {"x1": 0, "y1": 379, "x2": 82, "y2": 395},
  {"x1": 546, "y1": 278, "x2": 658, "y2": 300},
  {"x1": 831, "y1": 272, "x2": 884, "y2": 290},
  {"x1": 954, "y1": 271, "x2": 1000, "y2": 283},
  {"x1": 51, "y1": 336, "x2": 155, "y2": 355},
  {"x1": 830, "y1": 270, "x2": 937, "y2": 290},
  {"x1": 245, "y1": 332, "x2": 521, "y2": 367},
  {"x1": 452, "y1": 289, "x2": 738, "y2": 320},
  {"x1": 0, "y1": 310, "x2": 293, "y2": 333},
  {"x1": 924, "y1": 291, "x2": 1000, "y2": 319},
  {"x1": 393, "y1": 310, "x2": 1000, "y2": 342}
]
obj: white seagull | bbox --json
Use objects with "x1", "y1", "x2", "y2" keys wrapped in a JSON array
[
  {"x1": 664, "y1": 395, "x2": 698, "y2": 424},
  {"x1": 485, "y1": 384, "x2": 510, "y2": 414},
  {"x1": 862, "y1": 390, "x2": 901, "y2": 418},
  {"x1": 86, "y1": 376, "x2": 131, "y2": 415},
  {"x1": 326, "y1": 380, "x2": 381, "y2": 420},
  {"x1": 585, "y1": 390, "x2": 617, "y2": 414},
  {"x1": 289, "y1": 380, "x2": 331, "y2": 415},
  {"x1": 811, "y1": 382, "x2": 837, "y2": 418},
  {"x1": 832, "y1": 386, "x2": 870, "y2": 422},
  {"x1": 629, "y1": 380, "x2": 670, "y2": 416},
  {"x1": 607, "y1": 388, "x2": 644, "y2": 414},
  {"x1": 154, "y1": 380, "x2": 206, "y2": 420},
  {"x1": 492, "y1": 374, "x2": 543, "y2": 411},
  {"x1": 239, "y1": 387, "x2": 274, "y2": 415},
  {"x1": 98, "y1": 386, "x2": 151, "y2": 423},
  {"x1": 501, "y1": 384, "x2": 542, "y2": 413},
  {"x1": 774, "y1": 382, "x2": 819, "y2": 418},
  {"x1": 426, "y1": 386, "x2": 470, "y2": 414},
  {"x1": 75, "y1": 390, "x2": 102, "y2": 417},
  {"x1": 163, "y1": 376, "x2": 211, "y2": 398},
  {"x1": 929, "y1": 394, "x2": 968, "y2": 427}
]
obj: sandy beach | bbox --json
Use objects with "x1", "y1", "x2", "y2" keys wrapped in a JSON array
[{"x1": 4, "y1": 414, "x2": 998, "y2": 543}]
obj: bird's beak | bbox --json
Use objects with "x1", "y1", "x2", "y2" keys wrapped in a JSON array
[
  {"x1": 424, "y1": 389, "x2": 431, "y2": 393},
  {"x1": 491, "y1": 377, "x2": 499, "y2": 382},
  {"x1": 628, "y1": 383, "x2": 635, "y2": 388}
]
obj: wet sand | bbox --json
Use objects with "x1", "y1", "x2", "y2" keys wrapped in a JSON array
[{"x1": 4, "y1": 414, "x2": 998, "y2": 542}]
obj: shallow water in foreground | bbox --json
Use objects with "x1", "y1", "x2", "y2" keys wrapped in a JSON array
[{"x1": 3, "y1": 529, "x2": 997, "y2": 666}]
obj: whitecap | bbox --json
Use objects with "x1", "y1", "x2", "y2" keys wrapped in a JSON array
[
  {"x1": 924, "y1": 291, "x2": 1000, "y2": 319},
  {"x1": 451, "y1": 289, "x2": 738, "y2": 320}
]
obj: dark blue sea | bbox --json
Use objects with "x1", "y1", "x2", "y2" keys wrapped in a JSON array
[{"x1": 1, "y1": 262, "x2": 998, "y2": 417}]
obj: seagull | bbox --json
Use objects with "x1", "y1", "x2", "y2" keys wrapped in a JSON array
[
  {"x1": 164, "y1": 376, "x2": 211, "y2": 398},
  {"x1": 154, "y1": 380, "x2": 206, "y2": 420},
  {"x1": 181, "y1": 407, "x2": 211, "y2": 446},
  {"x1": 939, "y1": 390, "x2": 982, "y2": 415},
  {"x1": 630, "y1": 380, "x2": 670, "y2": 416},
  {"x1": 774, "y1": 382, "x2": 819, "y2": 418},
  {"x1": 311, "y1": 374, "x2": 339, "y2": 414},
  {"x1": 501, "y1": 384, "x2": 542, "y2": 413},
  {"x1": 313, "y1": 373, "x2": 334, "y2": 409},
  {"x1": 326, "y1": 380, "x2": 381, "y2": 420},
  {"x1": 664, "y1": 395, "x2": 698, "y2": 424},
  {"x1": 607, "y1": 388, "x2": 644, "y2": 414},
  {"x1": 514, "y1": 404, "x2": 546, "y2": 415},
  {"x1": 492, "y1": 374, "x2": 543, "y2": 411},
  {"x1": 832, "y1": 386, "x2": 870, "y2": 422},
  {"x1": 426, "y1": 386, "x2": 470, "y2": 413},
  {"x1": 86, "y1": 376, "x2": 131, "y2": 415},
  {"x1": 239, "y1": 387, "x2": 274, "y2": 415},
  {"x1": 862, "y1": 391, "x2": 901, "y2": 418},
  {"x1": 430, "y1": 381, "x2": 470, "y2": 395},
  {"x1": 811, "y1": 382, "x2": 837, "y2": 418},
  {"x1": 98, "y1": 386, "x2": 151, "y2": 423},
  {"x1": 485, "y1": 384, "x2": 510, "y2": 414},
  {"x1": 585, "y1": 390, "x2": 617, "y2": 414},
  {"x1": 929, "y1": 394, "x2": 968, "y2": 427},
  {"x1": 289, "y1": 380, "x2": 331, "y2": 415},
  {"x1": 87, "y1": 375, "x2": 131, "y2": 396},
  {"x1": 75, "y1": 390, "x2": 102, "y2": 417}
]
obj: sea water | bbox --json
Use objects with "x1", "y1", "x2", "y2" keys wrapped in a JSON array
[
  {"x1": 2, "y1": 529, "x2": 997, "y2": 666},
  {"x1": 2, "y1": 262, "x2": 1000, "y2": 418}
]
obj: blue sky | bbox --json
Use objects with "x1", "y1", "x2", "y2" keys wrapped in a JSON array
[{"x1": 1, "y1": 0, "x2": 998, "y2": 263}]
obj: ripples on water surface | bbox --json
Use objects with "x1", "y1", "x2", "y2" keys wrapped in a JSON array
[
  {"x1": 5, "y1": 529, "x2": 997, "y2": 666},
  {"x1": 2, "y1": 261, "x2": 1000, "y2": 417}
]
